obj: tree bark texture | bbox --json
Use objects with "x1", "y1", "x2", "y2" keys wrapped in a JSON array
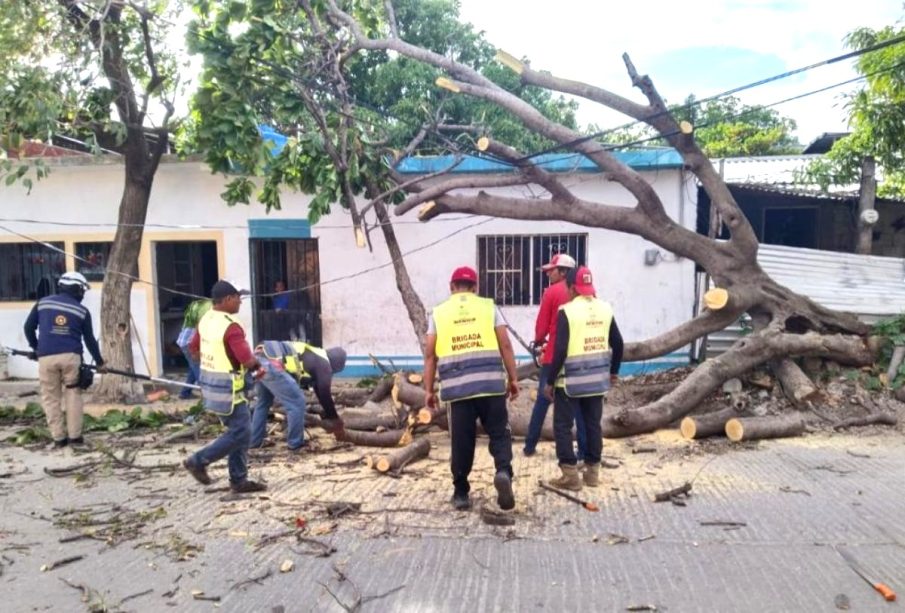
[
  {"x1": 725, "y1": 414, "x2": 805, "y2": 442},
  {"x1": 771, "y1": 359, "x2": 819, "y2": 406},
  {"x1": 680, "y1": 407, "x2": 741, "y2": 440},
  {"x1": 369, "y1": 437, "x2": 431, "y2": 473},
  {"x1": 335, "y1": 427, "x2": 412, "y2": 447},
  {"x1": 857, "y1": 156, "x2": 877, "y2": 255}
]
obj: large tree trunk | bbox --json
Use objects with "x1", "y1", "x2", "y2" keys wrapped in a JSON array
[
  {"x1": 373, "y1": 199, "x2": 428, "y2": 346},
  {"x1": 60, "y1": 1, "x2": 171, "y2": 402},
  {"x1": 94, "y1": 175, "x2": 152, "y2": 401}
]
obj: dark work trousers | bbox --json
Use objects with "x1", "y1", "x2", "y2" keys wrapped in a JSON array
[
  {"x1": 553, "y1": 389, "x2": 603, "y2": 466},
  {"x1": 449, "y1": 395, "x2": 514, "y2": 496}
]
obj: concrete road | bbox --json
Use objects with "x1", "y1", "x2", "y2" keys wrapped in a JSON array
[{"x1": 1, "y1": 424, "x2": 903, "y2": 612}]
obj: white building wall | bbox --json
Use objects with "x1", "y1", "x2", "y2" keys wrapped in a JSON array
[{"x1": 1, "y1": 157, "x2": 695, "y2": 378}]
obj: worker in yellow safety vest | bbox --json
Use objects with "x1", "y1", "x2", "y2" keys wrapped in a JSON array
[
  {"x1": 183, "y1": 280, "x2": 268, "y2": 493},
  {"x1": 423, "y1": 266, "x2": 520, "y2": 511},
  {"x1": 250, "y1": 340, "x2": 347, "y2": 450},
  {"x1": 543, "y1": 266, "x2": 623, "y2": 492}
]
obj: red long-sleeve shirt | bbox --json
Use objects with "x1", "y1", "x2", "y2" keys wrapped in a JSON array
[
  {"x1": 534, "y1": 280, "x2": 571, "y2": 365},
  {"x1": 188, "y1": 324, "x2": 255, "y2": 370}
]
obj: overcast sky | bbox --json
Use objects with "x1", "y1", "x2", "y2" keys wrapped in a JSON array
[{"x1": 457, "y1": 0, "x2": 903, "y2": 147}]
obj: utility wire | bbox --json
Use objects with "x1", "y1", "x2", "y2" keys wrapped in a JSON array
[
  {"x1": 512, "y1": 32, "x2": 905, "y2": 162},
  {"x1": 0, "y1": 216, "x2": 494, "y2": 301}
]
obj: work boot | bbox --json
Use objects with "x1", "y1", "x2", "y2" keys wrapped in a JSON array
[
  {"x1": 183, "y1": 458, "x2": 212, "y2": 485},
  {"x1": 493, "y1": 471, "x2": 516, "y2": 511},
  {"x1": 583, "y1": 463, "x2": 600, "y2": 487},
  {"x1": 230, "y1": 479, "x2": 267, "y2": 494},
  {"x1": 451, "y1": 492, "x2": 471, "y2": 510},
  {"x1": 549, "y1": 464, "x2": 582, "y2": 492},
  {"x1": 52, "y1": 437, "x2": 69, "y2": 449}
]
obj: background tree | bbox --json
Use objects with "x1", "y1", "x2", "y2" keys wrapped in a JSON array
[
  {"x1": 602, "y1": 94, "x2": 801, "y2": 156},
  {"x1": 0, "y1": 1, "x2": 182, "y2": 400},
  {"x1": 187, "y1": 0, "x2": 578, "y2": 342},
  {"x1": 802, "y1": 25, "x2": 905, "y2": 197}
]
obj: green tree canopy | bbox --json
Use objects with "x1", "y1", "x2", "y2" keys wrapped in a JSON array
[
  {"x1": 187, "y1": 0, "x2": 579, "y2": 218},
  {"x1": 802, "y1": 25, "x2": 905, "y2": 196},
  {"x1": 599, "y1": 94, "x2": 800, "y2": 157}
]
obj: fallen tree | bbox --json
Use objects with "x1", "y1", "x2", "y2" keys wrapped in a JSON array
[
  {"x1": 313, "y1": 1, "x2": 878, "y2": 437},
  {"x1": 190, "y1": 1, "x2": 881, "y2": 436}
]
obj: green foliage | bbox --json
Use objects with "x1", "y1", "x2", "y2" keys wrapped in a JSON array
[
  {"x1": 82, "y1": 407, "x2": 170, "y2": 433},
  {"x1": 671, "y1": 95, "x2": 800, "y2": 157},
  {"x1": 800, "y1": 25, "x2": 905, "y2": 197},
  {"x1": 7, "y1": 426, "x2": 51, "y2": 446},
  {"x1": 872, "y1": 313, "x2": 905, "y2": 388},
  {"x1": 0, "y1": 2, "x2": 183, "y2": 189},
  {"x1": 187, "y1": 0, "x2": 578, "y2": 216},
  {"x1": 0, "y1": 402, "x2": 45, "y2": 422}
]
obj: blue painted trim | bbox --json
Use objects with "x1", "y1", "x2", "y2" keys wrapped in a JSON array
[
  {"x1": 334, "y1": 352, "x2": 690, "y2": 378},
  {"x1": 257, "y1": 124, "x2": 682, "y2": 175},
  {"x1": 248, "y1": 219, "x2": 311, "y2": 239},
  {"x1": 395, "y1": 151, "x2": 683, "y2": 174}
]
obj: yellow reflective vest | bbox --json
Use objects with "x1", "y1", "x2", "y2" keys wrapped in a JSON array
[
  {"x1": 555, "y1": 296, "x2": 614, "y2": 397},
  {"x1": 433, "y1": 293, "x2": 506, "y2": 402},
  {"x1": 257, "y1": 340, "x2": 328, "y2": 381},
  {"x1": 198, "y1": 310, "x2": 247, "y2": 415}
]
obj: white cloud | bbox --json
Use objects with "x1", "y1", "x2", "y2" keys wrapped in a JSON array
[{"x1": 458, "y1": 0, "x2": 903, "y2": 145}]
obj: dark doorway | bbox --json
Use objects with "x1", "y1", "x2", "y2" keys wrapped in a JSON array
[
  {"x1": 154, "y1": 241, "x2": 218, "y2": 370},
  {"x1": 249, "y1": 238, "x2": 321, "y2": 345},
  {"x1": 763, "y1": 208, "x2": 818, "y2": 248}
]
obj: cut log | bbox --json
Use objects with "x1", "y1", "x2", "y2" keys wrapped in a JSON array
[
  {"x1": 771, "y1": 359, "x2": 818, "y2": 406},
  {"x1": 342, "y1": 411, "x2": 406, "y2": 431},
  {"x1": 392, "y1": 373, "x2": 425, "y2": 409},
  {"x1": 886, "y1": 346, "x2": 905, "y2": 385},
  {"x1": 331, "y1": 388, "x2": 372, "y2": 407},
  {"x1": 680, "y1": 407, "x2": 740, "y2": 440},
  {"x1": 372, "y1": 437, "x2": 431, "y2": 473},
  {"x1": 507, "y1": 406, "x2": 554, "y2": 440},
  {"x1": 516, "y1": 361, "x2": 539, "y2": 381},
  {"x1": 339, "y1": 401, "x2": 392, "y2": 419},
  {"x1": 335, "y1": 427, "x2": 412, "y2": 447},
  {"x1": 367, "y1": 377, "x2": 394, "y2": 403},
  {"x1": 833, "y1": 413, "x2": 897, "y2": 430},
  {"x1": 406, "y1": 372, "x2": 423, "y2": 385},
  {"x1": 725, "y1": 415, "x2": 805, "y2": 442}
]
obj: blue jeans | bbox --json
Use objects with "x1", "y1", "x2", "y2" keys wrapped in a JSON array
[
  {"x1": 524, "y1": 364, "x2": 588, "y2": 460},
  {"x1": 251, "y1": 361, "x2": 306, "y2": 450},
  {"x1": 178, "y1": 342, "x2": 200, "y2": 399},
  {"x1": 191, "y1": 401, "x2": 250, "y2": 484}
]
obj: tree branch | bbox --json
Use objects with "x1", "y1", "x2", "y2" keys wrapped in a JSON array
[
  {"x1": 481, "y1": 138, "x2": 577, "y2": 204},
  {"x1": 394, "y1": 175, "x2": 537, "y2": 216}
]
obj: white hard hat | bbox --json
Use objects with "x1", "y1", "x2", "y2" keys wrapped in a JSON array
[{"x1": 59, "y1": 271, "x2": 90, "y2": 290}]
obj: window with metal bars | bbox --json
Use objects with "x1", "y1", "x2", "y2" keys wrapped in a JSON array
[
  {"x1": 0, "y1": 242, "x2": 66, "y2": 301},
  {"x1": 75, "y1": 242, "x2": 112, "y2": 282},
  {"x1": 476, "y1": 234, "x2": 587, "y2": 306}
]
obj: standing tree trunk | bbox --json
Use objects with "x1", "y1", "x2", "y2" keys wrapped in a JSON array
[
  {"x1": 373, "y1": 199, "x2": 428, "y2": 344},
  {"x1": 856, "y1": 156, "x2": 876, "y2": 255},
  {"x1": 95, "y1": 173, "x2": 152, "y2": 400},
  {"x1": 60, "y1": 1, "x2": 173, "y2": 402}
]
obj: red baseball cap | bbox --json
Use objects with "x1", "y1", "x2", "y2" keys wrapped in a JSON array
[
  {"x1": 541, "y1": 253, "x2": 576, "y2": 271},
  {"x1": 450, "y1": 266, "x2": 478, "y2": 284},
  {"x1": 572, "y1": 266, "x2": 596, "y2": 296}
]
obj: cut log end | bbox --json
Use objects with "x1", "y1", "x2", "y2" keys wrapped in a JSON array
[
  {"x1": 417, "y1": 408, "x2": 432, "y2": 424},
  {"x1": 680, "y1": 417, "x2": 697, "y2": 440},
  {"x1": 725, "y1": 418, "x2": 744, "y2": 442},
  {"x1": 376, "y1": 457, "x2": 391, "y2": 472},
  {"x1": 725, "y1": 415, "x2": 805, "y2": 442}
]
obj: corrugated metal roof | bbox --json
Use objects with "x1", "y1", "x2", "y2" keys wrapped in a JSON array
[{"x1": 706, "y1": 244, "x2": 905, "y2": 357}]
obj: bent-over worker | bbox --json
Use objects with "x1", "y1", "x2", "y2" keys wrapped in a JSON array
[{"x1": 250, "y1": 341, "x2": 347, "y2": 450}]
